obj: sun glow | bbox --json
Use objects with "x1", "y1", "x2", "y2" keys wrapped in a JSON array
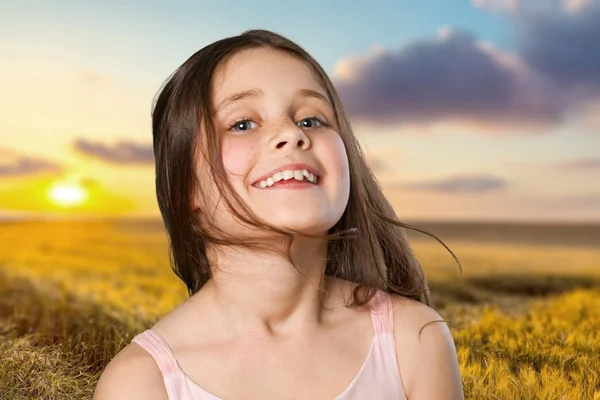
[{"x1": 48, "y1": 182, "x2": 89, "y2": 208}]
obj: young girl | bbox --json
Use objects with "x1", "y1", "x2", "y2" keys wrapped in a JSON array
[{"x1": 94, "y1": 29, "x2": 464, "y2": 400}]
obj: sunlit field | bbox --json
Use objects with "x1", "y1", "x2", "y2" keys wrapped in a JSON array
[{"x1": 0, "y1": 220, "x2": 599, "y2": 399}]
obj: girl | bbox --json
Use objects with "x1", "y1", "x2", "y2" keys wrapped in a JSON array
[{"x1": 94, "y1": 29, "x2": 464, "y2": 400}]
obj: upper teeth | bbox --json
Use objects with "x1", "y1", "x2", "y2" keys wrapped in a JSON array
[{"x1": 256, "y1": 169, "x2": 318, "y2": 188}]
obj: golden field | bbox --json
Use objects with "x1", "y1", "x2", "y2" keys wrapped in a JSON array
[{"x1": 0, "y1": 220, "x2": 599, "y2": 399}]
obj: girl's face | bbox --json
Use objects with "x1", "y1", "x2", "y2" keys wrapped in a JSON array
[{"x1": 195, "y1": 47, "x2": 350, "y2": 238}]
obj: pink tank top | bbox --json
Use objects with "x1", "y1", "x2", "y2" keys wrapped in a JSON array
[{"x1": 132, "y1": 289, "x2": 407, "y2": 399}]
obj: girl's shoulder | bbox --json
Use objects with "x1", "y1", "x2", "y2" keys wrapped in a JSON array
[
  {"x1": 387, "y1": 293, "x2": 463, "y2": 399},
  {"x1": 93, "y1": 298, "x2": 203, "y2": 400},
  {"x1": 93, "y1": 294, "x2": 201, "y2": 399},
  {"x1": 93, "y1": 339, "x2": 169, "y2": 400}
]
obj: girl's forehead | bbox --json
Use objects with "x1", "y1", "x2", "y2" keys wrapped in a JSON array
[{"x1": 212, "y1": 48, "x2": 325, "y2": 102}]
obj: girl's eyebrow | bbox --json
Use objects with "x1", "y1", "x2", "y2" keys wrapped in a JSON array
[
  {"x1": 298, "y1": 89, "x2": 333, "y2": 110},
  {"x1": 215, "y1": 89, "x2": 260, "y2": 114},
  {"x1": 214, "y1": 88, "x2": 332, "y2": 114}
]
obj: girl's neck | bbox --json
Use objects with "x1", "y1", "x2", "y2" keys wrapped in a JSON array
[{"x1": 197, "y1": 238, "x2": 341, "y2": 340}]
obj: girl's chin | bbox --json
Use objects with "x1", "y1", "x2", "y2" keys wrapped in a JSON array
[{"x1": 214, "y1": 211, "x2": 341, "y2": 239}]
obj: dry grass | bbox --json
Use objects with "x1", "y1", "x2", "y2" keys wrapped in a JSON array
[
  {"x1": 0, "y1": 220, "x2": 599, "y2": 399},
  {"x1": 455, "y1": 289, "x2": 600, "y2": 399},
  {"x1": 0, "y1": 272, "x2": 147, "y2": 399}
]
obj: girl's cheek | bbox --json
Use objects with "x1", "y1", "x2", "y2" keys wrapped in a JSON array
[
  {"x1": 320, "y1": 134, "x2": 349, "y2": 171},
  {"x1": 221, "y1": 138, "x2": 256, "y2": 179}
]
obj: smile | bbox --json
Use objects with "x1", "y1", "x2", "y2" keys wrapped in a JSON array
[{"x1": 253, "y1": 169, "x2": 318, "y2": 188}]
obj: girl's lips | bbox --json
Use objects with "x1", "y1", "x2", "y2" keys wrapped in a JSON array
[{"x1": 255, "y1": 178, "x2": 318, "y2": 189}]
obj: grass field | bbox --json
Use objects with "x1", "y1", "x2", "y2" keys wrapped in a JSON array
[{"x1": 0, "y1": 220, "x2": 599, "y2": 399}]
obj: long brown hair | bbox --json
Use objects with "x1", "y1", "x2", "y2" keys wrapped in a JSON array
[{"x1": 151, "y1": 29, "x2": 460, "y2": 309}]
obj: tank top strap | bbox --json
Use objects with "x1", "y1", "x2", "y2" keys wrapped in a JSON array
[
  {"x1": 365, "y1": 289, "x2": 407, "y2": 398},
  {"x1": 132, "y1": 329, "x2": 190, "y2": 399},
  {"x1": 369, "y1": 289, "x2": 394, "y2": 334}
]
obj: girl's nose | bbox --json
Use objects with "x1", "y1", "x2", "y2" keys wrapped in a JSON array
[{"x1": 270, "y1": 120, "x2": 311, "y2": 151}]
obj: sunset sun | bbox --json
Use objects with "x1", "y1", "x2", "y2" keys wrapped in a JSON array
[{"x1": 48, "y1": 182, "x2": 89, "y2": 208}]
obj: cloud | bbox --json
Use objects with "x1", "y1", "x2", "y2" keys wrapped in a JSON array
[
  {"x1": 0, "y1": 155, "x2": 62, "y2": 177},
  {"x1": 73, "y1": 139, "x2": 154, "y2": 164},
  {"x1": 473, "y1": 0, "x2": 600, "y2": 95},
  {"x1": 395, "y1": 174, "x2": 509, "y2": 193},
  {"x1": 333, "y1": 28, "x2": 562, "y2": 127},
  {"x1": 516, "y1": 1, "x2": 600, "y2": 94},
  {"x1": 334, "y1": 1, "x2": 600, "y2": 131}
]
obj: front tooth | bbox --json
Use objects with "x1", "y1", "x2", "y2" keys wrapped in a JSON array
[
  {"x1": 259, "y1": 180, "x2": 267, "y2": 188},
  {"x1": 273, "y1": 172, "x2": 283, "y2": 182},
  {"x1": 266, "y1": 177, "x2": 275, "y2": 186},
  {"x1": 293, "y1": 170, "x2": 304, "y2": 181},
  {"x1": 302, "y1": 169, "x2": 310, "y2": 178},
  {"x1": 282, "y1": 170, "x2": 294, "y2": 180}
]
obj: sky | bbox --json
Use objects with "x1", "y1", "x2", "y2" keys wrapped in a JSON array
[{"x1": 1, "y1": 0, "x2": 599, "y2": 222}]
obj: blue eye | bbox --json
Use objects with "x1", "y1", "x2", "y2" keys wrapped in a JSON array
[
  {"x1": 229, "y1": 119, "x2": 258, "y2": 132},
  {"x1": 298, "y1": 117, "x2": 323, "y2": 128},
  {"x1": 228, "y1": 116, "x2": 324, "y2": 133}
]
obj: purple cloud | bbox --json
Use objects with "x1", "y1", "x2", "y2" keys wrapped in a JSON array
[
  {"x1": 0, "y1": 155, "x2": 62, "y2": 177},
  {"x1": 334, "y1": 1, "x2": 600, "y2": 129},
  {"x1": 516, "y1": 1, "x2": 600, "y2": 94},
  {"x1": 334, "y1": 29, "x2": 562, "y2": 126},
  {"x1": 74, "y1": 139, "x2": 154, "y2": 164},
  {"x1": 398, "y1": 174, "x2": 508, "y2": 193}
]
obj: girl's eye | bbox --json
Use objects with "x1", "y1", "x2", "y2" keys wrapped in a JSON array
[
  {"x1": 228, "y1": 116, "x2": 324, "y2": 133},
  {"x1": 229, "y1": 119, "x2": 258, "y2": 132},
  {"x1": 297, "y1": 117, "x2": 323, "y2": 129}
]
